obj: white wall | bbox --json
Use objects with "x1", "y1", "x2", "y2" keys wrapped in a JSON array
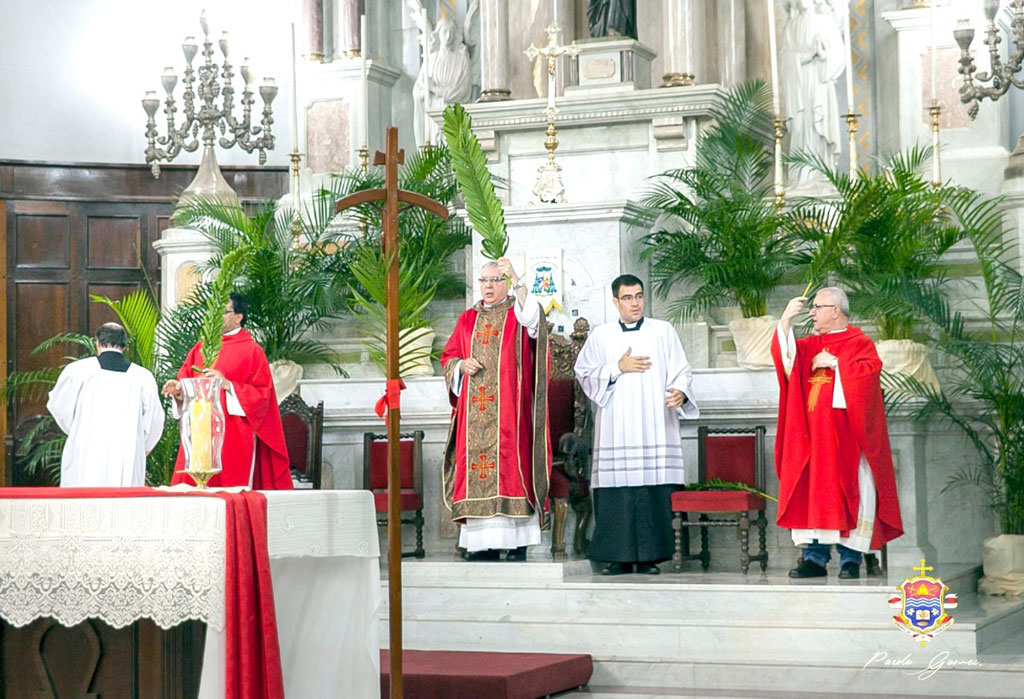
[{"x1": 0, "y1": 0, "x2": 297, "y2": 166}]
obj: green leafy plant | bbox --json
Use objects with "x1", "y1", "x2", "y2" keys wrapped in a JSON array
[
  {"x1": 885, "y1": 199, "x2": 1024, "y2": 534},
  {"x1": 326, "y1": 143, "x2": 471, "y2": 375},
  {"x1": 786, "y1": 146, "x2": 1000, "y2": 340},
  {"x1": 442, "y1": 103, "x2": 508, "y2": 260},
  {"x1": 684, "y1": 478, "x2": 779, "y2": 503},
  {"x1": 195, "y1": 245, "x2": 249, "y2": 369},
  {"x1": 638, "y1": 80, "x2": 794, "y2": 320}
]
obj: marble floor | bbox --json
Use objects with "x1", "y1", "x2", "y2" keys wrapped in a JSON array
[{"x1": 554, "y1": 688, "x2": 1010, "y2": 698}]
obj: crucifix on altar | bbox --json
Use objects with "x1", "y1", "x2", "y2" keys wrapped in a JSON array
[
  {"x1": 334, "y1": 126, "x2": 449, "y2": 699},
  {"x1": 525, "y1": 21, "x2": 579, "y2": 204}
]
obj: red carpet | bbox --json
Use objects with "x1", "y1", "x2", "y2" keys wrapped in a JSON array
[{"x1": 380, "y1": 649, "x2": 593, "y2": 698}]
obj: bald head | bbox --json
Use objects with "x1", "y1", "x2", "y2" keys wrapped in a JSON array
[{"x1": 95, "y1": 323, "x2": 128, "y2": 350}]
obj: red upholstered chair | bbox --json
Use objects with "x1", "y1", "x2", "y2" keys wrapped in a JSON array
[
  {"x1": 547, "y1": 318, "x2": 593, "y2": 558},
  {"x1": 363, "y1": 431, "x2": 425, "y2": 558},
  {"x1": 279, "y1": 393, "x2": 324, "y2": 489},
  {"x1": 671, "y1": 426, "x2": 768, "y2": 574}
]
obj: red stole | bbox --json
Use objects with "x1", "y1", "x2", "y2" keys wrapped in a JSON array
[
  {"x1": 440, "y1": 299, "x2": 551, "y2": 525},
  {"x1": 171, "y1": 330, "x2": 292, "y2": 490},
  {"x1": 771, "y1": 325, "x2": 903, "y2": 549}
]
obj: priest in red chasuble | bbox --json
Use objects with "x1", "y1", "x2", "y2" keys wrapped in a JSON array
[
  {"x1": 163, "y1": 293, "x2": 292, "y2": 489},
  {"x1": 772, "y1": 287, "x2": 902, "y2": 579},
  {"x1": 441, "y1": 257, "x2": 550, "y2": 562}
]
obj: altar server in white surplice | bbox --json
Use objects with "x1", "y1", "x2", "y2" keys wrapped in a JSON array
[
  {"x1": 575, "y1": 274, "x2": 699, "y2": 575},
  {"x1": 47, "y1": 323, "x2": 164, "y2": 487}
]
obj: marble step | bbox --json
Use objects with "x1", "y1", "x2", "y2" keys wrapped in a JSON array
[
  {"x1": 386, "y1": 562, "x2": 987, "y2": 624},
  {"x1": 586, "y1": 652, "x2": 1024, "y2": 698}
]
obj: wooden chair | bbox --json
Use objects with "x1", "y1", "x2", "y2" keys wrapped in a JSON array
[
  {"x1": 279, "y1": 393, "x2": 324, "y2": 489},
  {"x1": 547, "y1": 317, "x2": 593, "y2": 558},
  {"x1": 363, "y1": 431, "x2": 425, "y2": 558},
  {"x1": 671, "y1": 426, "x2": 769, "y2": 574}
]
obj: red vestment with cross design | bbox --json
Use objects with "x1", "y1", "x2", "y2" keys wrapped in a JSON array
[
  {"x1": 771, "y1": 325, "x2": 903, "y2": 549},
  {"x1": 440, "y1": 298, "x2": 551, "y2": 526}
]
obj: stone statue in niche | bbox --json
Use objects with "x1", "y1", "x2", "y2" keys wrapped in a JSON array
[
  {"x1": 781, "y1": 0, "x2": 845, "y2": 189},
  {"x1": 587, "y1": 0, "x2": 637, "y2": 40},
  {"x1": 410, "y1": 4, "x2": 474, "y2": 146}
]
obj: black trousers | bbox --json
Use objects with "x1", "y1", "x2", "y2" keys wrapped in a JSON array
[{"x1": 587, "y1": 484, "x2": 679, "y2": 564}]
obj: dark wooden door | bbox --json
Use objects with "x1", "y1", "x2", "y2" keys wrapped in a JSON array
[{"x1": 4, "y1": 199, "x2": 170, "y2": 484}]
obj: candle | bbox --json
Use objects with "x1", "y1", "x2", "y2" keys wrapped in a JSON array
[
  {"x1": 423, "y1": 8, "x2": 431, "y2": 143},
  {"x1": 766, "y1": 0, "x2": 781, "y2": 114},
  {"x1": 291, "y1": 23, "x2": 299, "y2": 149},
  {"x1": 553, "y1": 0, "x2": 559, "y2": 28},
  {"x1": 930, "y1": 0, "x2": 937, "y2": 101},
  {"x1": 361, "y1": 14, "x2": 369, "y2": 147},
  {"x1": 844, "y1": 2, "x2": 854, "y2": 112}
]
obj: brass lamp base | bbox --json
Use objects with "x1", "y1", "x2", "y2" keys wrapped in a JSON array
[{"x1": 182, "y1": 468, "x2": 222, "y2": 489}]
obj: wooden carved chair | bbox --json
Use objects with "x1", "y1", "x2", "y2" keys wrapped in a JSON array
[
  {"x1": 547, "y1": 317, "x2": 593, "y2": 558},
  {"x1": 363, "y1": 431, "x2": 425, "y2": 558},
  {"x1": 671, "y1": 426, "x2": 769, "y2": 574},
  {"x1": 279, "y1": 393, "x2": 324, "y2": 489}
]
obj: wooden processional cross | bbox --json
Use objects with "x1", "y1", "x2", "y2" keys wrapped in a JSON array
[{"x1": 335, "y1": 126, "x2": 449, "y2": 698}]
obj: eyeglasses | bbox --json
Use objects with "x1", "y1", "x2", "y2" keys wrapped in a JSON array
[
  {"x1": 478, "y1": 276, "x2": 504, "y2": 285},
  {"x1": 810, "y1": 304, "x2": 836, "y2": 311},
  {"x1": 616, "y1": 293, "x2": 644, "y2": 302}
]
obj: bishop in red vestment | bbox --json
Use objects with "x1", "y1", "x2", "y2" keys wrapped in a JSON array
[
  {"x1": 441, "y1": 258, "x2": 550, "y2": 561},
  {"x1": 771, "y1": 288, "x2": 902, "y2": 579},
  {"x1": 163, "y1": 293, "x2": 292, "y2": 490}
]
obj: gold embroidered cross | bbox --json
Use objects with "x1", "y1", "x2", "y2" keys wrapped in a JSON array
[
  {"x1": 913, "y1": 558, "x2": 934, "y2": 577},
  {"x1": 471, "y1": 453, "x2": 496, "y2": 480},
  {"x1": 471, "y1": 385, "x2": 495, "y2": 412},
  {"x1": 806, "y1": 368, "x2": 833, "y2": 412},
  {"x1": 475, "y1": 323, "x2": 500, "y2": 345}
]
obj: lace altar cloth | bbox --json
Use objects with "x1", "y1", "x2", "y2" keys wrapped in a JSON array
[
  {"x1": 0, "y1": 496, "x2": 226, "y2": 631},
  {"x1": 0, "y1": 490, "x2": 379, "y2": 633}
]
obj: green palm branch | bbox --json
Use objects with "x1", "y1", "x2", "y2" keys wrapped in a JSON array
[
  {"x1": 91, "y1": 291, "x2": 160, "y2": 370},
  {"x1": 197, "y1": 245, "x2": 250, "y2": 370},
  {"x1": 442, "y1": 103, "x2": 508, "y2": 260}
]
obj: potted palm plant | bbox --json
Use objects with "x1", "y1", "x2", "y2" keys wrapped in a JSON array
[
  {"x1": 886, "y1": 201, "x2": 1024, "y2": 595},
  {"x1": 787, "y1": 146, "x2": 1001, "y2": 392},
  {"x1": 638, "y1": 80, "x2": 795, "y2": 369},
  {"x1": 326, "y1": 142, "x2": 472, "y2": 376}
]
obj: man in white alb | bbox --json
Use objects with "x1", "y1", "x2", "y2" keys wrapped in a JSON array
[
  {"x1": 575, "y1": 274, "x2": 699, "y2": 575},
  {"x1": 47, "y1": 323, "x2": 164, "y2": 487}
]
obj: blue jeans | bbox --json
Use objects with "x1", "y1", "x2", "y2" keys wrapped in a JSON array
[{"x1": 803, "y1": 541, "x2": 862, "y2": 568}]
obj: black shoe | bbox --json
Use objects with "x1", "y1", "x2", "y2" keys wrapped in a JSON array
[
  {"x1": 601, "y1": 562, "x2": 633, "y2": 576},
  {"x1": 506, "y1": 546, "x2": 527, "y2": 562},
  {"x1": 839, "y1": 562, "x2": 860, "y2": 579},
  {"x1": 635, "y1": 563, "x2": 661, "y2": 575},
  {"x1": 788, "y1": 560, "x2": 828, "y2": 578},
  {"x1": 465, "y1": 549, "x2": 501, "y2": 561}
]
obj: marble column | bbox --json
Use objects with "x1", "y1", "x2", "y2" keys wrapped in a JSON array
[
  {"x1": 478, "y1": 0, "x2": 512, "y2": 101},
  {"x1": 335, "y1": 0, "x2": 364, "y2": 59},
  {"x1": 301, "y1": 0, "x2": 325, "y2": 61},
  {"x1": 662, "y1": 0, "x2": 707, "y2": 86},
  {"x1": 716, "y1": 0, "x2": 746, "y2": 86}
]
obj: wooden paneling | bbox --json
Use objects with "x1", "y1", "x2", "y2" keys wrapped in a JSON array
[
  {"x1": 1, "y1": 618, "x2": 206, "y2": 698},
  {"x1": 87, "y1": 215, "x2": 141, "y2": 269},
  {"x1": 87, "y1": 283, "x2": 142, "y2": 331},
  {"x1": 13, "y1": 214, "x2": 70, "y2": 268}
]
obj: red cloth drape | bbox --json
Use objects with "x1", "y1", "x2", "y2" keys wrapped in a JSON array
[{"x1": 0, "y1": 487, "x2": 284, "y2": 698}]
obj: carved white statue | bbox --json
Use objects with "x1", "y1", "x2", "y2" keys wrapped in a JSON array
[
  {"x1": 781, "y1": 0, "x2": 846, "y2": 189},
  {"x1": 410, "y1": 4, "x2": 474, "y2": 146}
]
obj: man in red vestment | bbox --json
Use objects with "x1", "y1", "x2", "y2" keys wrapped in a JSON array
[
  {"x1": 441, "y1": 257, "x2": 550, "y2": 561},
  {"x1": 772, "y1": 287, "x2": 902, "y2": 579},
  {"x1": 162, "y1": 293, "x2": 292, "y2": 489}
]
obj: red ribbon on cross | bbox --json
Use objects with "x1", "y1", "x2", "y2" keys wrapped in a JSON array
[{"x1": 374, "y1": 378, "x2": 407, "y2": 419}]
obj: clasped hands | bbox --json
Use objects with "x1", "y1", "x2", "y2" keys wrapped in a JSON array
[{"x1": 617, "y1": 347, "x2": 684, "y2": 409}]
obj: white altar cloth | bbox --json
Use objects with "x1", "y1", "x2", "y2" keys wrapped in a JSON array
[{"x1": 0, "y1": 489, "x2": 380, "y2": 698}]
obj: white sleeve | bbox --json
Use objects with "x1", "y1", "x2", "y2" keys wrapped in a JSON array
[
  {"x1": 513, "y1": 295, "x2": 542, "y2": 339},
  {"x1": 451, "y1": 360, "x2": 464, "y2": 397},
  {"x1": 224, "y1": 382, "x2": 247, "y2": 417},
  {"x1": 665, "y1": 328, "x2": 700, "y2": 419},
  {"x1": 776, "y1": 323, "x2": 797, "y2": 378},
  {"x1": 46, "y1": 365, "x2": 80, "y2": 435},
  {"x1": 142, "y1": 372, "x2": 165, "y2": 453},
  {"x1": 574, "y1": 334, "x2": 621, "y2": 408},
  {"x1": 832, "y1": 361, "x2": 847, "y2": 409}
]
